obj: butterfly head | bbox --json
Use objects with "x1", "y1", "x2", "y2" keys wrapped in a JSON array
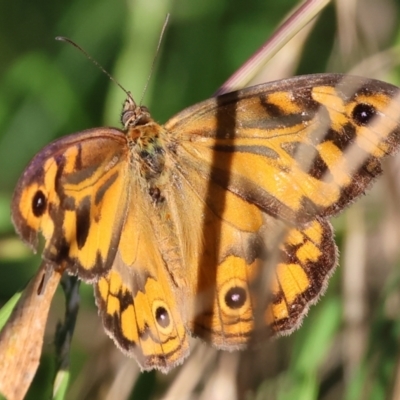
[{"x1": 121, "y1": 95, "x2": 152, "y2": 129}]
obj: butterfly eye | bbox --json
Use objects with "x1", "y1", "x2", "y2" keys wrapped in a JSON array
[
  {"x1": 155, "y1": 306, "x2": 170, "y2": 328},
  {"x1": 225, "y1": 286, "x2": 247, "y2": 310},
  {"x1": 352, "y1": 103, "x2": 377, "y2": 126},
  {"x1": 32, "y1": 190, "x2": 47, "y2": 217},
  {"x1": 121, "y1": 104, "x2": 152, "y2": 128}
]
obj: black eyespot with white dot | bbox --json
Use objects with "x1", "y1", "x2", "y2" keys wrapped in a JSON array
[
  {"x1": 32, "y1": 190, "x2": 47, "y2": 217},
  {"x1": 225, "y1": 286, "x2": 247, "y2": 310},
  {"x1": 155, "y1": 306, "x2": 170, "y2": 328},
  {"x1": 352, "y1": 103, "x2": 377, "y2": 126}
]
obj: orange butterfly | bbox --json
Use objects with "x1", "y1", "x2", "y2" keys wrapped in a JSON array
[{"x1": 11, "y1": 73, "x2": 400, "y2": 371}]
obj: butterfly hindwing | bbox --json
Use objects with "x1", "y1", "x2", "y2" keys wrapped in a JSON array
[{"x1": 95, "y1": 183, "x2": 190, "y2": 371}]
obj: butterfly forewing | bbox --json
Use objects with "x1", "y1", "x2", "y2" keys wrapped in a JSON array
[
  {"x1": 166, "y1": 74, "x2": 400, "y2": 222},
  {"x1": 12, "y1": 128, "x2": 130, "y2": 280}
]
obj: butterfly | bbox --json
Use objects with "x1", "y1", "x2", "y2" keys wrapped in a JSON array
[{"x1": 11, "y1": 73, "x2": 400, "y2": 372}]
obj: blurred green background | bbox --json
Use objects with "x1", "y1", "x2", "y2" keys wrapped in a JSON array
[{"x1": 2, "y1": 0, "x2": 400, "y2": 399}]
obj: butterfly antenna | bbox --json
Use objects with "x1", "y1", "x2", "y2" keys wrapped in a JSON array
[
  {"x1": 139, "y1": 13, "x2": 170, "y2": 106},
  {"x1": 55, "y1": 36, "x2": 134, "y2": 103}
]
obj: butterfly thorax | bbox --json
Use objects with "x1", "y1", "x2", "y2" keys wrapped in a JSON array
[
  {"x1": 126, "y1": 120, "x2": 170, "y2": 205},
  {"x1": 122, "y1": 98, "x2": 169, "y2": 188}
]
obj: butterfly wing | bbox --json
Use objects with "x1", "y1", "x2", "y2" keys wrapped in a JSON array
[
  {"x1": 12, "y1": 128, "x2": 131, "y2": 279},
  {"x1": 166, "y1": 74, "x2": 400, "y2": 223},
  {"x1": 13, "y1": 124, "x2": 191, "y2": 371},
  {"x1": 162, "y1": 73, "x2": 400, "y2": 345},
  {"x1": 161, "y1": 146, "x2": 337, "y2": 347},
  {"x1": 94, "y1": 182, "x2": 190, "y2": 372}
]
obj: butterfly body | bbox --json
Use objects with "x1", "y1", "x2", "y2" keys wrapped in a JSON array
[{"x1": 12, "y1": 74, "x2": 400, "y2": 371}]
